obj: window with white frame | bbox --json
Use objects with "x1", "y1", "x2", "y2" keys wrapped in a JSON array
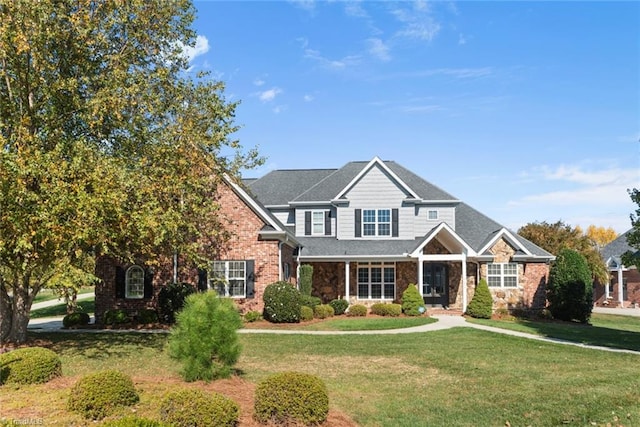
[
  {"x1": 210, "y1": 261, "x2": 246, "y2": 297},
  {"x1": 125, "y1": 265, "x2": 144, "y2": 299},
  {"x1": 312, "y1": 211, "x2": 325, "y2": 235},
  {"x1": 357, "y1": 262, "x2": 395, "y2": 299},
  {"x1": 487, "y1": 263, "x2": 518, "y2": 288},
  {"x1": 362, "y1": 209, "x2": 391, "y2": 236},
  {"x1": 428, "y1": 210, "x2": 438, "y2": 220}
]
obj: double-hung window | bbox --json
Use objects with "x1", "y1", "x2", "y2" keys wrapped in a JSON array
[
  {"x1": 487, "y1": 263, "x2": 518, "y2": 288},
  {"x1": 357, "y1": 262, "x2": 395, "y2": 299},
  {"x1": 312, "y1": 211, "x2": 325, "y2": 235},
  {"x1": 210, "y1": 261, "x2": 246, "y2": 297},
  {"x1": 362, "y1": 209, "x2": 391, "y2": 236},
  {"x1": 125, "y1": 265, "x2": 144, "y2": 299}
]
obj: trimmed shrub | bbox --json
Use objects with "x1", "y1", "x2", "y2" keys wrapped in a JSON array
[
  {"x1": 466, "y1": 279, "x2": 493, "y2": 319},
  {"x1": 63, "y1": 311, "x2": 91, "y2": 328},
  {"x1": 401, "y1": 284, "x2": 426, "y2": 316},
  {"x1": 137, "y1": 309, "x2": 158, "y2": 324},
  {"x1": 157, "y1": 282, "x2": 196, "y2": 324},
  {"x1": 101, "y1": 416, "x2": 167, "y2": 427},
  {"x1": 262, "y1": 281, "x2": 302, "y2": 323},
  {"x1": 254, "y1": 372, "x2": 329, "y2": 425},
  {"x1": 167, "y1": 291, "x2": 242, "y2": 382},
  {"x1": 548, "y1": 248, "x2": 594, "y2": 323},
  {"x1": 104, "y1": 309, "x2": 129, "y2": 325},
  {"x1": 328, "y1": 298, "x2": 349, "y2": 315},
  {"x1": 300, "y1": 306, "x2": 314, "y2": 322},
  {"x1": 313, "y1": 304, "x2": 334, "y2": 319},
  {"x1": 159, "y1": 388, "x2": 239, "y2": 427},
  {"x1": 299, "y1": 264, "x2": 313, "y2": 296},
  {"x1": 68, "y1": 370, "x2": 139, "y2": 420},
  {"x1": 371, "y1": 303, "x2": 402, "y2": 317},
  {"x1": 0, "y1": 347, "x2": 62, "y2": 385},
  {"x1": 346, "y1": 304, "x2": 367, "y2": 317},
  {"x1": 300, "y1": 294, "x2": 322, "y2": 310},
  {"x1": 244, "y1": 310, "x2": 262, "y2": 323}
]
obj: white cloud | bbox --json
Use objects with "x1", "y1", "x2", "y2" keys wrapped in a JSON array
[
  {"x1": 367, "y1": 38, "x2": 391, "y2": 62},
  {"x1": 391, "y1": 2, "x2": 441, "y2": 42},
  {"x1": 258, "y1": 87, "x2": 282, "y2": 102},
  {"x1": 179, "y1": 35, "x2": 210, "y2": 63},
  {"x1": 304, "y1": 48, "x2": 361, "y2": 70},
  {"x1": 344, "y1": 1, "x2": 368, "y2": 18},
  {"x1": 289, "y1": 0, "x2": 315, "y2": 12},
  {"x1": 253, "y1": 78, "x2": 266, "y2": 87},
  {"x1": 458, "y1": 33, "x2": 467, "y2": 45},
  {"x1": 303, "y1": 94, "x2": 314, "y2": 102}
]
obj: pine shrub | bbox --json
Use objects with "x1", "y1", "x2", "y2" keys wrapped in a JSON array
[
  {"x1": 100, "y1": 416, "x2": 167, "y2": 427},
  {"x1": 371, "y1": 303, "x2": 402, "y2": 317},
  {"x1": 254, "y1": 372, "x2": 329, "y2": 426},
  {"x1": 157, "y1": 282, "x2": 196, "y2": 324},
  {"x1": 262, "y1": 281, "x2": 302, "y2": 323},
  {"x1": 466, "y1": 279, "x2": 493, "y2": 319},
  {"x1": 63, "y1": 311, "x2": 91, "y2": 328},
  {"x1": 300, "y1": 306, "x2": 314, "y2": 322},
  {"x1": 299, "y1": 264, "x2": 313, "y2": 296},
  {"x1": 159, "y1": 388, "x2": 239, "y2": 427},
  {"x1": 313, "y1": 304, "x2": 334, "y2": 319},
  {"x1": 548, "y1": 248, "x2": 594, "y2": 323},
  {"x1": 0, "y1": 347, "x2": 62, "y2": 385},
  {"x1": 401, "y1": 283, "x2": 426, "y2": 316},
  {"x1": 346, "y1": 304, "x2": 367, "y2": 317},
  {"x1": 328, "y1": 298, "x2": 349, "y2": 315},
  {"x1": 167, "y1": 291, "x2": 242, "y2": 382},
  {"x1": 68, "y1": 370, "x2": 139, "y2": 420}
]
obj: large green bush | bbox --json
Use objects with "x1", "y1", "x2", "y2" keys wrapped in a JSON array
[
  {"x1": 370, "y1": 303, "x2": 402, "y2": 317},
  {"x1": 346, "y1": 304, "x2": 367, "y2": 317},
  {"x1": 313, "y1": 304, "x2": 334, "y2": 319},
  {"x1": 328, "y1": 298, "x2": 349, "y2": 315},
  {"x1": 159, "y1": 388, "x2": 239, "y2": 427},
  {"x1": 157, "y1": 282, "x2": 196, "y2": 324},
  {"x1": 299, "y1": 264, "x2": 313, "y2": 296},
  {"x1": 101, "y1": 416, "x2": 167, "y2": 427},
  {"x1": 300, "y1": 306, "x2": 314, "y2": 322},
  {"x1": 401, "y1": 283, "x2": 426, "y2": 316},
  {"x1": 254, "y1": 372, "x2": 329, "y2": 426},
  {"x1": 0, "y1": 347, "x2": 62, "y2": 385},
  {"x1": 67, "y1": 370, "x2": 139, "y2": 420},
  {"x1": 262, "y1": 281, "x2": 302, "y2": 323},
  {"x1": 548, "y1": 248, "x2": 594, "y2": 323},
  {"x1": 63, "y1": 311, "x2": 91, "y2": 328},
  {"x1": 466, "y1": 279, "x2": 493, "y2": 319},
  {"x1": 167, "y1": 291, "x2": 242, "y2": 382}
]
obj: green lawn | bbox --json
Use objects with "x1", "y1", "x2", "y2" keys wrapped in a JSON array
[
  {"x1": 32, "y1": 287, "x2": 94, "y2": 305},
  {"x1": 245, "y1": 316, "x2": 436, "y2": 331},
  {"x1": 29, "y1": 300, "x2": 95, "y2": 319},
  {"x1": 467, "y1": 313, "x2": 640, "y2": 352},
  {"x1": 2, "y1": 319, "x2": 638, "y2": 427}
]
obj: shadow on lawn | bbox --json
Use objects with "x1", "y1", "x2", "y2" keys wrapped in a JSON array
[
  {"x1": 30, "y1": 332, "x2": 168, "y2": 359},
  {"x1": 511, "y1": 319, "x2": 640, "y2": 352}
]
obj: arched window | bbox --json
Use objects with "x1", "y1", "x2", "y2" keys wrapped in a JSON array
[{"x1": 125, "y1": 265, "x2": 145, "y2": 299}]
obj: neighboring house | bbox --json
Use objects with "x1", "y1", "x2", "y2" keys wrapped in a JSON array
[
  {"x1": 594, "y1": 230, "x2": 640, "y2": 307},
  {"x1": 95, "y1": 156, "x2": 554, "y2": 323}
]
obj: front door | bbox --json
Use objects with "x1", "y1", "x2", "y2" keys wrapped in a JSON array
[{"x1": 423, "y1": 263, "x2": 448, "y2": 307}]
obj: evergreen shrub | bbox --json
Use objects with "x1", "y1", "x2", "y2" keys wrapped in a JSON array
[
  {"x1": 313, "y1": 304, "x2": 334, "y2": 319},
  {"x1": 104, "y1": 309, "x2": 129, "y2": 325},
  {"x1": 157, "y1": 282, "x2": 196, "y2": 324},
  {"x1": 63, "y1": 312, "x2": 91, "y2": 328},
  {"x1": 254, "y1": 372, "x2": 329, "y2": 426},
  {"x1": 328, "y1": 299, "x2": 349, "y2": 315},
  {"x1": 548, "y1": 248, "x2": 594, "y2": 323},
  {"x1": 262, "y1": 281, "x2": 302, "y2": 323},
  {"x1": 67, "y1": 370, "x2": 139, "y2": 420},
  {"x1": 299, "y1": 265, "x2": 313, "y2": 296},
  {"x1": 0, "y1": 347, "x2": 61, "y2": 385},
  {"x1": 300, "y1": 306, "x2": 314, "y2": 322},
  {"x1": 466, "y1": 279, "x2": 493, "y2": 319},
  {"x1": 300, "y1": 295, "x2": 322, "y2": 309},
  {"x1": 159, "y1": 388, "x2": 239, "y2": 427},
  {"x1": 244, "y1": 310, "x2": 262, "y2": 323},
  {"x1": 346, "y1": 304, "x2": 367, "y2": 317},
  {"x1": 401, "y1": 284, "x2": 426, "y2": 316},
  {"x1": 167, "y1": 292, "x2": 242, "y2": 382},
  {"x1": 100, "y1": 416, "x2": 167, "y2": 427},
  {"x1": 136, "y1": 309, "x2": 158, "y2": 324},
  {"x1": 370, "y1": 303, "x2": 402, "y2": 317}
]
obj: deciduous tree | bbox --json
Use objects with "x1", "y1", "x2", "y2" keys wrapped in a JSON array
[
  {"x1": 0, "y1": 0, "x2": 261, "y2": 345},
  {"x1": 622, "y1": 188, "x2": 640, "y2": 266},
  {"x1": 585, "y1": 225, "x2": 618, "y2": 250}
]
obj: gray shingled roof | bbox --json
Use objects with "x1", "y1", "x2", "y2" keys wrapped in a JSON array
[
  {"x1": 601, "y1": 230, "x2": 638, "y2": 261},
  {"x1": 247, "y1": 169, "x2": 336, "y2": 206},
  {"x1": 297, "y1": 237, "x2": 420, "y2": 258}
]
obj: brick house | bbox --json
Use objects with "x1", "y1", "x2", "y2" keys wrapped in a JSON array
[
  {"x1": 593, "y1": 230, "x2": 640, "y2": 307},
  {"x1": 95, "y1": 156, "x2": 554, "y2": 323}
]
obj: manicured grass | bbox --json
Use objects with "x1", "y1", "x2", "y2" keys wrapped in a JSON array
[
  {"x1": 29, "y1": 300, "x2": 95, "y2": 319},
  {"x1": 467, "y1": 313, "x2": 640, "y2": 352},
  {"x1": 32, "y1": 287, "x2": 94, "y2": 304},
  {"x1": 245, "y1": 316, "x2": 436, "y2": 331},
  {"x1": 2, "y1": 326, "x2": 638, "y2": 427}
]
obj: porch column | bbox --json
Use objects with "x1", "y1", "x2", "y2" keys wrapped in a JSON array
[
  {"x1": 462, "y1": 252, "x2": 468, "y2": 313},
  {"x1": 617, "y1": 267, "x2": 624, "y2": 306},
  {"x1": 605, "y1": 276, "x2": 610, "y2": 300},
  {"x1": 417, "y1": 254, "x2": 424, "y2": 297},
  {"x1": 345, "y1": 261, "x2": 350, "y2": 301}
]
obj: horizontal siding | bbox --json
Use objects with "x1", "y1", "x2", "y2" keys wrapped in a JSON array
[
  {"x1": 271, "y1": 209, "x2": 294, "y2": 226},
  {"x1": 414, "y1": 206, "x2": 456, "y2": 235}
]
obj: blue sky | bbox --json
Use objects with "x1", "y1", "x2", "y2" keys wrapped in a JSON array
[{"x1": 186, "y1": 1, "x2": 639, "y2": 234}]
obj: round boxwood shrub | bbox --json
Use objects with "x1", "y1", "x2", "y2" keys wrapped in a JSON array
[
  {"x1": 103, "y1": 309, "x2": 129, "y2": 325},
  {"x1": 244, "y1": 310, "x2": 262, "y2": 323},
  {"x1": 157, "y1": 282, "x2": 196, "y2": 324},
  {"x1": 262, "y1": 281, "x2": 302, "y2": 323},
  {"x1": 254, "y1": 372, "x2": 329, "y2": 426},
  {"x1": 68, "y1": 370, "x2": 139, "y2": 420},
  {"x1": 63, "y1": 312, "x2": 91, "y2": 328},
  {"x1": 300, "y1": 306, "x2": 314, "y2": 322},
  {"x1": 0, "y1": 347, "x2": 62, "y2": 385},
  {"x1": 159, "y1": 388, "x2": 239, "y2": 427},
  {"x1": 371, "y1": 303, "x2": 402, "y2": 317},
  {"x1": 328, "y1": 299, "x2": 349, "y2": 315},
  {"x1": 101, "y1": 416, "x2": 167, "y2": 427},
  {"x1": 313, "y1": 304, "x2": 334, "y2": 319},
  {"x1": 466, "y1": 278, "x2": 493, "y2": 319},
  {"x1": 346, "y1": 304, "x2": 367, "y2": 317},
  {"x1": 136, "y1": 309, "x2": 159, "y2": 324},
  {"x1": 401, "y1": 283, "x2": 426, "y2": 316}
]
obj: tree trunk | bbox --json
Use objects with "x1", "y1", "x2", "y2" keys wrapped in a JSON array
[
  {"x1": 0, "y1": 288, "x2": 13, "y2": 348},
  {"x1": 0, "y1": 281, "x2": 34, "y2": 346}
]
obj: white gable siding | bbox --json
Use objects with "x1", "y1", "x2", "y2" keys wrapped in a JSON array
[
  {"x1": 414, "y1": 206, "x2": 456, "y2": 235},
  {"x1": 271, "y1": 208, "x2": 295, "y2": 226}
]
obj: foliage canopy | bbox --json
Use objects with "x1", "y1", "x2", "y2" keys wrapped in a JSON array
[{"x1": 548, "y1": 249, "x2": 593, "y2": 323}]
